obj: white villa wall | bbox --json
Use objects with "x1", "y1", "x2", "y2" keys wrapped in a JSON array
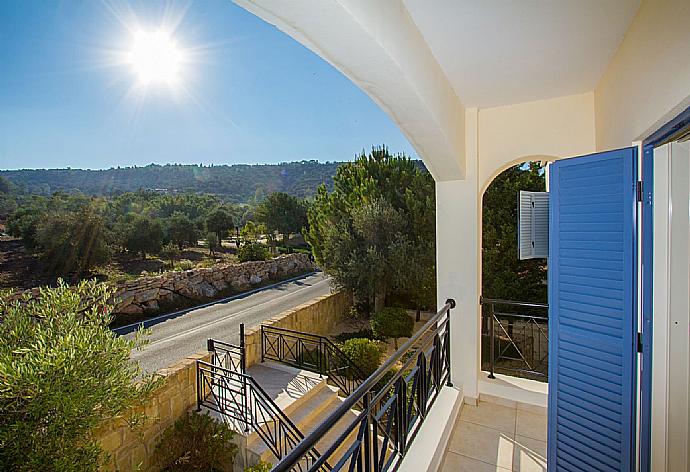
[
  {"x1": 478, "y1": 92, "x2": 596, "y2": 190},
  {"x1": 436, "y1": 108, "x2": 480, "y2": 401},
  {"x1": 595, "y1": 0, "x2": 690, "y2": 150}
]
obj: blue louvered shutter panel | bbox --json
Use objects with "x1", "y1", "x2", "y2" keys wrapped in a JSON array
[{"x1": 547, "y1": 148, "x2": 637, "y2": 472}]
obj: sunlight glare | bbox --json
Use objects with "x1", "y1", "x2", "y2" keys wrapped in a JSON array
[{"x1": 127, "y1": 30, "x2": 183, "y2": 87}]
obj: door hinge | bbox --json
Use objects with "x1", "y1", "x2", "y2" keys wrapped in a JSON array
[
  {"x1": 637, "y1": 332, "x2": 643, "y2": 353},
  {"x1": 636, "y1": 181, "x2": 643, "y2": 203}
]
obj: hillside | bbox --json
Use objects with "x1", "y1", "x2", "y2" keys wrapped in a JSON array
[{"x1": 0, "y1": 161, "x2": 343, "y2": 203}]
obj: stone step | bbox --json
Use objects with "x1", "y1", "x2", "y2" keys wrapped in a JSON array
[{"x1": 246, "y1": 382, "x2": 340, "y2": 460}]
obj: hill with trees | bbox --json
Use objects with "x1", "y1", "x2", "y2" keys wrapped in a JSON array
[{"x1": 0, "y1": 161, "x2": 343, "y2": 203}]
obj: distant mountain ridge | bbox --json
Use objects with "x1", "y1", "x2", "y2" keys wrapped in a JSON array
[{"x1": 0, "y1": 161, "x2": 343, "y2": 203}]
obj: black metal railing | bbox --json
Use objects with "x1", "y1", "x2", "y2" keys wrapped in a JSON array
[
  {"x1": 480, "y1": 297, "x2": 548, "y2": 381},
  {"x1": 261, "y1": 325, "x2": 367, "y2": 396},
  {"x1": 196, "y1": 360, "x2": 328, "y2": 470},
  {"x1": 208, "y1": 324, "x2": 246, "y2": 374},
  {"x1": 272, "y1": 299, "x2": 455, "y2": 472}
]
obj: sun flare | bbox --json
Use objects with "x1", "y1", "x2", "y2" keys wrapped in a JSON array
[{"x1": 127, "y1": 29, "x2": 183, "y2": 87}]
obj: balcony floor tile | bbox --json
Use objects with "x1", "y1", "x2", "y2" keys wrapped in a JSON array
[
  {"x1": 441, "y1": 400, "x2": 547, "y2": 471},
  {"x1": 441, "y1": 451, "x2": 511, "y2": 471},
  {"x1": 515, "y1": 409, "x2": 547, "y2": 442},
  {"x1": 460, "y1": 402, "x2": 517, "y2": 433}
]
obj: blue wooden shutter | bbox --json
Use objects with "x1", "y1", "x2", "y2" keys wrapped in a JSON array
[{"x1": 548, "y1": 148, "x2": 637, "y2": 472}]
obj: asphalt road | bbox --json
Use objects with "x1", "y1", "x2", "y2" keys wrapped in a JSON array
[{"x1": 128, "y1": 272, "x2": 332, "y2": 373}]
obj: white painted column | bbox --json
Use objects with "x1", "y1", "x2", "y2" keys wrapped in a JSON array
[{"x1": 436, "y1": 108, "x2": 480, "y2": 401}]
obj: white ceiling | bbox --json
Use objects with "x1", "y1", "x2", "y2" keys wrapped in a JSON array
[{"x1": 403, "y1": 0, "x2": 640, "y2": 108}]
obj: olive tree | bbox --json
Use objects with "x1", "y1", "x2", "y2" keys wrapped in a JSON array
[{"x1": 0, "y1": 281, "x2": 159, "y2": 471}]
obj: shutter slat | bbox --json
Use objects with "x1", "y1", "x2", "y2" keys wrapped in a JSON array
[{"x1": 548, "y1": 148, "x2": 637, "y2": 471}]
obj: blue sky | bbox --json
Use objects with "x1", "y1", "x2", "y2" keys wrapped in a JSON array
[{"x1": 0, "y1": 0, "x2": 415, "y2": 170}]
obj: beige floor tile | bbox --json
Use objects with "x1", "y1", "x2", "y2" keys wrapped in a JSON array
[
  {"x1": 441, "y1": 451, "x2": 511, "y2": 471},
  {"x1": 460, "y1": 402, "x2": 517, "y2": 433},
  {"x1": 515, "y1": 410, "x2": 547, "y2": 442},
  {"x1": 448, "y1": 420, "x2": 515, "y2": 470},
  {"x1": 513, "y1": 435, "x2": 547, "y2": 472}
]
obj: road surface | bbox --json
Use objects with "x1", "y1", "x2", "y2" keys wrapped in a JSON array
[{"x1": 128, "y1": 272, "x2": 332, "y2": 373}]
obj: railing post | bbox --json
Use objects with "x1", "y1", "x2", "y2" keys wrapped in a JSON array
[
  {"x1": 445, "y1": 298, "x2": 455, "y2": 387},
  {"x1": 260, "y1": 325, "x2": 265, "y2": 363},
  {"x1": 363, "y1": 391, "x2": 373, "y2": 472},
  {"x1": 196, "y1": 361, "x2": 202, "y2": 411},
  {"x1": 488, "y1": 303, "x2": 496, "y2": 379},
  {"x1": 240, "y1": 323, "x2": 246, "y2": 374},
  {"x1": 319, "y1": 337, "x2": 324, "y2": 377}
]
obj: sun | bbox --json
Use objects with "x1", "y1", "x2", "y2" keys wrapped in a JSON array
[{"x1": 127, "y1": 29, "x2": 183, "y2": 87}]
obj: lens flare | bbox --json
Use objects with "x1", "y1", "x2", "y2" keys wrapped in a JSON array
[{"x1": 127, "y1": 29, "x2": 183, "y2": 87}]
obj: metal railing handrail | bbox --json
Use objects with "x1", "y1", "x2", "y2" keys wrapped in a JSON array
[
  {"x1": 481, "y1": 298, "x2": 548, "y2": 381},
  {"x1": 261, "y1": 324, "x2": 368, "y2": 394},
  {"x1": 480, "y1": 296, "x2": 548, "y2": 309},
  {"x1": 197, "y1": 357, "x2": 330, "y2": 469},
  {"x1": 490, "y1": 311, "x2": 548, "y2": 322},
  {"x1": 272, "y1": 298, "x2": 456, "y2": 472}
]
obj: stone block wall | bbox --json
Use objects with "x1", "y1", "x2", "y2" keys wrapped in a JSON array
[
  {"x1": 96, "y1": 351, "x2": 210, "y2": 471},
  {"x1": 6, "y1": 254, "x2": 314, "y2": 317},
  {"x1": 112, "y1": 253, "x2": 313, "y2": 316},
  {"x1": 244, "y1": 290, "x2": 352, "y2": 367}
]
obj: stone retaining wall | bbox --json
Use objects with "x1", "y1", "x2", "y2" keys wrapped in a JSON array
[
  {"x1": 7, "y1": 253, "x2": 314, "y2": 316},
  {"x1": 112, "y1": 253, "x2": 313, "y2": 316}
]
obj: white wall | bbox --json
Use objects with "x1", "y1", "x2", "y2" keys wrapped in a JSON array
[
  {"x1": 436, "y1": 108, "x2": 480, "y2": 401},
  {"x1": 652, "y1": 141, "x2": 690, "y2": 472},
  {"x1": 478, "y1": 92, "x2": 596, "y2": 190},
  {"x1": 595, "y1": 0, "x2": 690, "y2": 150}
]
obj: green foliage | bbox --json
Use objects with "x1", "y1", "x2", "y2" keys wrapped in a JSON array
[
  {"x1": 177, "y1": 259, "x2": 194, "y2": 271},
  {"x1": 306, "y1": 146, "x2": 435, "y2": 313},
  {"x1": 166, "y1": 211, "x2": 198, "y2": 250},
  {"x1": 206, "y1": 231, "x2": 220, "y2": 256},
  {"x1": 240, "y1": 220, "x2": 263, "y2": 242},
  {"x1": 370, "y1": 307, "x2": 414, "y2": 348},
  {"x1": 245, "y1": 461, "x2": 272, "y2": 472},
  {"x1": 160, "y1": 242, "x2": 180, "y2": 269},
  {"x1": 119, "y1": 214, "x2": 164, "y2": 258},
  {"x1": 332, "y1": 329, "x2": 381, "y2": 343},
  {"x1": 1, "y1": 161, "x2": 343, "y2": 203},
  {"x1": 206, "y1": 206, "x2": 236, "y2": 242},
  {"x1": 153, "y1": 411, "x2": 238, "y2": 472},
  {"x1": 339, "y1": 338, "x2": 384, "y2": 379},
  {"x1": 237, "y1": 242, "x2": 270, "y2": 263},
  {"x1": 36, "y1": 204, "x2": 111, "y2": 276},
  {"x1": 482, "y1": 162, "x2": 547, "y2": 303},
  {"x1": 0, "y1": 280, "x2": 158, "y2": 471},
  {"x1": 255, "y1": 192, "x2": 308, "y2": 242}
]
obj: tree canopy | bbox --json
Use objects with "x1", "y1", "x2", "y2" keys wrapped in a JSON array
[
  {"x1": 482, "y1": 162, "x2": 547, "y2": 303},
  {"x1": 306, "y1": 146, "x2": 435, "y2": 313},
  {"x1": 254, "y1": 192, "x2": 308, "y2": 243}
]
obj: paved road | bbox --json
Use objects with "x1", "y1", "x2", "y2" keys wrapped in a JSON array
[{"x1": 128, "y1": 272, "x2": 332, "y2": 373}]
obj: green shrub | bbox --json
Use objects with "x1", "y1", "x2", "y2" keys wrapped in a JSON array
[
  {"x1": 177, "y1": 259, "x2": 194, "y2": 270},
  {"x1": 371, "y1": 307, "x2": 414, "y2": 348},
  {"x1": 0, "y1": 280, "x2": 158, "y2": 471},
  {"x1": 332, "y1": 329, "x2": 382, "y2": 343},
  {"x1": 340, "y1": 338, "x2": 384, "y2": 379},
  {"x1": 154, "y1": 411, "x2": 238, "y2": 472},
  {"x1": 237, "y1": 242, "x2": 270, "y2": 263},
  {"x1": 245, "y1": 461, "x2": 272, "y2": 472}
]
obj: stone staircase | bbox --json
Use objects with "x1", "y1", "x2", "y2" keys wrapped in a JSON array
[{"x1": 243, "y1": 362, "x2": 361, "y2": 468}]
